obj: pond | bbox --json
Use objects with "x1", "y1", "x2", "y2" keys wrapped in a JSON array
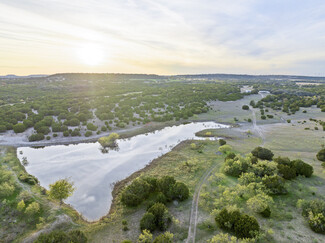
[{"x1": 17, "y1": 122, "x2": 227, "y2": 221}]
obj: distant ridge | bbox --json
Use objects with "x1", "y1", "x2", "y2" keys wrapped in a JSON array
[
  {"x1": 1, "y1": 73, "x2": 325, "y2": 81},
  {"x1": 0, "y1": 74, "x2": 48, "y2": 79}
]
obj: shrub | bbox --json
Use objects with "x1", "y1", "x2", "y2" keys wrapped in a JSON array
[
  {"x1": 308, "y1": 212, "x2": 325, "y2": 233},
  {"x1": 277, "y1": 164, "x2": 297, "y2": 180},
  {"x1": 316, "y1": 148, "x2": 325, "y2": 162},
  {"x1": 262, "y1": 175, "x2": 287, "y2": 195},
  {"x1": 85, "y1": 131, "x2": 92, "y2": 137},
  {"x1": 0, "y1": 125, "x2": 7, "y2": 132},
  {"x1": 157, "y1": 176, "x2": 176, "y2": 201},
  {"x1": 246, "y1": 192, "x2": 273, "y2": 215},
  {"x1": 147, "y1": 203, "x2": 172, "y2": 231},
  {"x1": 224, "y1": 156, "x2": 250, "y2": 177},
  {"x1": 71, "y1": 129, "x2": 81, "y2": 136},
  {"x1": 63, "y1": 131, "x2": 69, "y2": 137},
  {"x1": 140, "y1": 212, "x2": 156, "y2": 232},
  {"x1": 219, "y1": 139, "x2": 226, "y2": 146},
  {"x1": 261, "y1": 115, "x2": 266, "y2": 120},
  {"x1": 153, "y1": 232, "x2": 174, "y2": 243},
  {"x1": 36, "y1": 126, "x2": 50, "y2": 135},
  {"x1": 155, "y1": 192, "x2": 167, "y2": 205},
  {"x1": 242, "y1": 105, "x2": 249, "y2": 110},
  {"x1": 18, "y1": 173, "x2": 39, "y2": 185},
  {"x1": 121, "y1": 178, "x2": 152, "y2": 207},
  {"x1": 98, "y1": 133, "x2": 119, "y2": 147},
  {"x1": 215, "y1": 208, "x2": 241, "y2": 231},
  {"x1": 25, "y1": 202, "x2": 40, "y2": 216},
  {"x1": 172, "y1": 182, "x2": 189, "y2": 201},
  {"x1": 208, "y1": 233, "x2": 237, "y2": 243},
  {"x1": 28, "y1": 133, "x2": 45, "y2": 142},
  {"x1": 218, "y1": 145, "x2": 232, "y2": 154},
  {"x1": 17, "y1": 200, "x2": 25, "y2": 212},
  {"x1": 292, "y1": 159, "x2": 313, "y2": 177},
  {"x1": 233, "y1": 214, "x2": 259, "y2": 238},
  {"x1": 13, "y1": 123, "x2": 26, "y2": 133},
  {"x1": 251, "y1": 147, "x2": 274, "y2": 160},
  {"x1": 87, "y1": 123, "x2": 98, "y2": 131}
]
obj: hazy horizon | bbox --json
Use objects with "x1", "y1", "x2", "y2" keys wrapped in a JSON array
[{"x1": 1, "y1": 1, "x2": 325, "y2": 76}]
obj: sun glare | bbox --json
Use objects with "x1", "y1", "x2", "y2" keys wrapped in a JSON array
[{"x1": 77, "y1": 43, "x2": 104, "y2": 66}]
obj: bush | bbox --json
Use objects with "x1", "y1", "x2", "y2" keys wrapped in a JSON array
[
  {"x1": 87, "y1": 123, "x2": 98, "y2": 131},
  {"x1": 215, "y1": 208, "x2": 241, "y2": 230},
  {"x1": 218, "y1": 145, "x2": 232, "y2": 154},
  {"x1": 242, "y1": 105, "x2": 249, "y2": 110},
  {"x1": 155, "y1": 192, "x2": 167, "y2": 205},
  {"x1": 157, "y1": 176, "x2": 176, "y2": 201},
  {"x1": 251, "y1": 147, "x2": 274, "y2": 160},
  {"x1": 0, "y1": 125, "x2": 7, "y2": 132},
  {"x1": 262, "y1": 175, "x2": 287, "y2": 195},
  {"x1": 277, "y1": 164, "x2": 297, "y2": 180},
  {"x1": 63, "y1": 131, "x2": 69, "y2": 137},
  {"x1": 233, "y1": 214, "x2": 259, "y2": 238},
  {"x1": 13, "y1": 123, "x2": 26, "y2": 133},
  {"x1": 316, "y1": 148, "x2": 325, "y2": 162},
  {"x1": 153, "y1": 232, "x2": 174, "y2": 243},
  {"x1": 308, "y1": 212, "x2": 325, "y2": 233},
  {"x1": 121, "y1": 178, "x2": 152, "y2": 207},
  {"x1": 28, "y1": 133, "x2": 45, "y2": 142},
  {"x1": 18, "y1": 173, "x2": 39, "y2": 185},
  {"x1": 292, "y1": 159, "x2": 313, "y2": 177},
  {"x1": 98, "y1": 133, "x2": 119, "y2": 147},
  {"x1": 85, "y1": 131, "x2": 92, "y2": 137},
  {"x1": 147, "y1": 203, "x2": 171, "y2": 231},
  {"x1": 261, "y1": 115, "x2": 266, "y2": 120},
  {"x1": 172, "y1": 182, "x2": 189, "y2": 201},
  {"x1": 140, "y1": 212, "x2": 156, "y2": 232},
  {"x1": 25, "y1": 202, "x2": 40, "y2": 216},
  {"x1": 219, "y1": 139, "x2": 226, "y2": 146}
]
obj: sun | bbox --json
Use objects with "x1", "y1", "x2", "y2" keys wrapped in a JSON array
[{"x1": 76, "y1": 43, "x2": 104, "y2": 66}]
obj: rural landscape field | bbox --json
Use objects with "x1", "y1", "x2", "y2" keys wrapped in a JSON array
[{"x1": 1, "y1": 1, "x2": 325, "y2": 243}]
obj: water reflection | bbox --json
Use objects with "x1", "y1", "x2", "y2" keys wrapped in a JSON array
[{"x1": 17, "y1": 122, "x2": 227, "y2": 221}]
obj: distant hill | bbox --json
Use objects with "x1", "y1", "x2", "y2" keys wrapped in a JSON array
[
  {"x1": 0, "y1": 74, "x2": 48, "y2": 79},
  {"x1": 1, "y1": 73, "x2": 325, "y2": 82}
]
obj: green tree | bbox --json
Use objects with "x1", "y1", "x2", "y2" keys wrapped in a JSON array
[
  {"x1": 13, "y1": 123, "x2": 26, "y2": 133},
  {"x1": 316, "y1": 148, "x2": 325, "y2": 162},
  {"x1": 138, "y1": 229, "x2": 153, "y2": 243},
  {"x1": 140, "y1": 212, "x2": 156, "y2": 232},
  {"x1": 153, "y1": 232, "x2": 174, "y2": 243},
  {"x1": 17, "y1": 200, "x2": 25, "y2": 212},
  {"x1": 25, "y1": 202, "x2": 40, "y2": 216},
  {"x1": 48, "y1": 179, "x2": 75, "y2": 204}
]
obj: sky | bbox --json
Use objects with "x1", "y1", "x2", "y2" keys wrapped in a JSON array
[{"x1": 1, "y1": 0, "x2": 325, "y2": 76}]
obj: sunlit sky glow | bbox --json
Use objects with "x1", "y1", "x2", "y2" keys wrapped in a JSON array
[{"x1": 1, "y1": 0, "x2": 325, "y2": 76}]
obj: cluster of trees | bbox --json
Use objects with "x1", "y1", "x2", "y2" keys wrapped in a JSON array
[
  {"x1": 215, "y1": 208, "x2": 260, "y2": 238},
  {"x1": 255, "y1": 93, "x2": 325, "y2": 115},
  {"x1": 297, "y1": 199, "x2": 325, "y2": 234},
  {"x1": 0, "y1": 74, "x2": 247, "y2": 141},
  {"x1": 121, "y1": 176, "x2": 189, "y2": 207}
]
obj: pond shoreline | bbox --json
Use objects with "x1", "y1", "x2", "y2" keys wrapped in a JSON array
[{"x1": 4, "y1": 118, "x2": 235, "y2": 147}]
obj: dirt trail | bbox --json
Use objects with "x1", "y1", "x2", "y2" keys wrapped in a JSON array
[{"x1": 186, "y1": 163, "x2": 219, "y2": 243}]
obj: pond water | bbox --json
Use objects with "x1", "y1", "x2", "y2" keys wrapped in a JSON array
[{"x1": 17, "y1": 122, "x2": 227, "y2": 221}]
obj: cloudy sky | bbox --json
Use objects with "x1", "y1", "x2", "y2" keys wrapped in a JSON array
[{"x1": 1, "y1": 0, "x2": 325, "y2": 75}]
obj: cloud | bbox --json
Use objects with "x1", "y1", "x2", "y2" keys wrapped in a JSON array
[{"x1": 0, "y1": 0, "x2": 325, "y2": 75}]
